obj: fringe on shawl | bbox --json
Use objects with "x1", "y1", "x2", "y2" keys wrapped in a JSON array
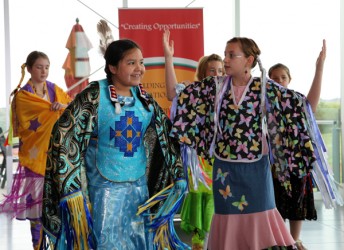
[
  {"x1": 41, "y1": 191, "x2": 94, "y2": 250},
  {"x1": 180, "y1": 144, "x2": 211, "y2": 191},
  {"x1": 3, "y1": 94, "x2": 19, "y2": 146},
  {"x1": 0, "y1": 164, "x2": 43, "y2": 218},
  {"x1": 304, "y1": 100, "x2": 343, "y2": 208},
  {"x1": 137, "y1": 183, "x2": 190, "y2": 250},
  {"x1": 170, "y1": 101, "x2": 211, "y2": 192}
]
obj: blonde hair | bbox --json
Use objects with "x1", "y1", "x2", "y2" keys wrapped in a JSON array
[{"x1": 195, "y1": 53, "x2": 224, "y2": 81}]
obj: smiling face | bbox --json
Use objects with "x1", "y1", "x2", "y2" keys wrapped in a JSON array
[
  {"x1": 27, "y1": 57, "x2": 50, "y2": 84},
  {"x1": 109, "y1": 47, "x2": 145, "y2": 92}
]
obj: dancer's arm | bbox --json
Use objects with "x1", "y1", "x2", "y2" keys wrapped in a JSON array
[{"x1": 307, "y1": 39, "x2": 326, "y2": 112}]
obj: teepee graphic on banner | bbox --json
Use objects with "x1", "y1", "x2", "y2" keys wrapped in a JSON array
[{"x1": 63, "y1": 18, "x2": 93, "y2": 98}]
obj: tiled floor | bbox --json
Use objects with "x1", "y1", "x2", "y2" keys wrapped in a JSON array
[{"x1": 1, "y1": 187, "x2": 344, "y2": 249}]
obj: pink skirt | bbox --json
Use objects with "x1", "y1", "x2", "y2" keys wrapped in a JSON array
[
  {"x1": 208, "y1": 208, "x2": 295, "y2": 250},
  {"x1": 209, "y1": 156, "x2": 296, "y2": 249}
]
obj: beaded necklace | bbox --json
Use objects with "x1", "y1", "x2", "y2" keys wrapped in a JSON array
[
  {"x1": 108, "y1": 83, "x2": 148, "y2": 114},
  {"x1": 31, "y1": 80, "x2": 47, "y2": 99}
]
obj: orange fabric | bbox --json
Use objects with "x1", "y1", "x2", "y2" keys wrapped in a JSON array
[
  {"x1": 63, "y1": 24, "x2": 92, "y2": 98},
  {"x1": 13, "y1": 86, "x2": 70, "y2": 176}
]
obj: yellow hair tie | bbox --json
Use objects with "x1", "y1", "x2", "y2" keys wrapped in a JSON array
[{"x1": 9, "y1": 63, "x2": 26, "y2": 102}]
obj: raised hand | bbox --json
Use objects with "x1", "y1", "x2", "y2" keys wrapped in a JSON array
[
  {"x1": 162, "y1": 29, "x2": 174, "y2": 59},
  {"x1": 307, "y1": 39, "x2": 326, "y2": 112},
  {"x1": 316, "y1": 39, "x2": 326, "y2": 70}
]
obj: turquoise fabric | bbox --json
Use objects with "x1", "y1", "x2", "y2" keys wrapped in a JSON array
[
  {"x1": 88, "y1": 175, "x2": 152, "y2": 250},
  {"x1": 95, "y1": 80, "x2": 153, "y2": 182}
]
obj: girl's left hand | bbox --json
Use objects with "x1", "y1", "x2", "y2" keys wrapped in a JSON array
[
  {"x1": 316, "y1": 39, "x2": 326, "y2": 68},
  {"x1": 50, "y1": 102, "x2": 66, "y2": 111}
]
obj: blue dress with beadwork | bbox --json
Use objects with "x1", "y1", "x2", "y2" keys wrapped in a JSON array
[{"x1": 85, "y1": 81, "x2": 153, "y2": 250}]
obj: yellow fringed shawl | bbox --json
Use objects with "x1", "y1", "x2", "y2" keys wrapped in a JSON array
[{"x1": 12, "y1": 85, "x2": 71, "y2": 176}]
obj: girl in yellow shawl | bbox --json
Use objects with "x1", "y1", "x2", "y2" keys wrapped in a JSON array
[{"x1": 0, "y1": 51, "x2": 71, "y2": 250}]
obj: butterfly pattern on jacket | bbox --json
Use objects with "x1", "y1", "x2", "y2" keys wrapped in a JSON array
[
  {"x1": 216, "y1": 79, "x2": 263, "y2": 161},
  {"x1": 170, "y1": 76, "x2": 316, "y2": 193}
]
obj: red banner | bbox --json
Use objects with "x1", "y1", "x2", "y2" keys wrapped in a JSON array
[{"x1": 119, "y1": 8, "x2": 204, "y2": 113}]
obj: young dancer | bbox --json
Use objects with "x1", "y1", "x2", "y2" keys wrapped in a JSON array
[
  {"x1": 268, "y1": 40, "x2": 326, "y2": 250},
  {"x1": 170, "y1": 36, "x2": 319, "y2": 249},
  {"x1": 41, "y1": 39, "x2": 187, "y2": 250},
  {"x1": 163, "y1": 29, "x2": 224, "y2": 250},
  {"x1": 0, "y1": 51, "x2": 71, "y2": 249}
]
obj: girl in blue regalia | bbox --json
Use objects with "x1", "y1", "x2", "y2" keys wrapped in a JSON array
[{"x1": 41, "y1": 39, "x2": 187, "y2": 250}]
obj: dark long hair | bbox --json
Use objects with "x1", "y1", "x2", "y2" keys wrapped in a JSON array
[{"x1": 104, "y1": 39, "x2": 141, "y2": 84}]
